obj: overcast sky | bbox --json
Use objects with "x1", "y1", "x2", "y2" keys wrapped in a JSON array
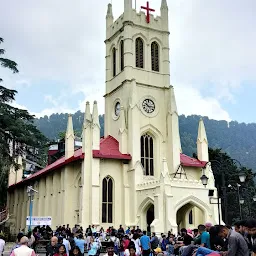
[{"x1": 0, "y1": 0, "x2": 255, "y2": 123}]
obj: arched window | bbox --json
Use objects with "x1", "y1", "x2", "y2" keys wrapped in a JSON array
[
  {"x1": 136, "y1": 37, "x2": 144, "y2": 68},
  {"x1": 140, "y1": 133, "x2": 154, "y2": 176},
  {"x1": 189, "y1": 209, "x2": 193, "y2": 224},
  {"x1": 120, "y1": 40, "x2": 124, "y2": 71},
  {"x1": 102, "y1": 176, "x2": 113, "y2": 223},
  {"x1": 112, "y1": 47, "x2": 116, "y2": 77},
  {"x1": 151, "y1": 41, "x2": 159, "y2": 72}
]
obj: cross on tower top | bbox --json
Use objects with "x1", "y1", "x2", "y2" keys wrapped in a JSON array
[{"x1": 141, "y1": 1, "x2": 155, "y2": 23}]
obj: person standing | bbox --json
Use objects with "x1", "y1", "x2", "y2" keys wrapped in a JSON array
[
  {"x1": 46, "y1": 236, "x2": 59, "y2": 256},
  {"x1": 197, "y1": 225, "x2": 210, "y2": 249},
  {"x1": 63, "y1": 236, "x2": 71, "y2": 256},
  {"x1": 126, "y1": 228, "x2": 130, "y2": 235},
  {"x1": 10, "y1": 233, "x2": 24, "y2": 255},
  {"x1": 140, "y1": 231, "x2": 150, "y2": 256},
  {"x1": 74, "y1": 234, "x2": 86, "y2": 255},
  {"x1": 118, "y1": 226, "x2": 125, "y2": 235},
  {"x1": 150, "y1": 233, "x2": 159, "y2": 250},
  {"x1": 66, "y1": 225, "x2": 71, "y2": 237},
  {"x1": 10, "y1": 237, "x2": 36, "y2": 256},
  {"x1": 131, "y1": 234, "x2": 141, "y2": 256},
  {"x1": 27, "y1": 232, "x2": 35, "y2": 249},
  {"x1": 0, "y1": 235, "x2": 5, "y2": 256},
  {"x1": 88, "y1": 237, "x2": 98, "y2": 256},
  {"x1": 104, "y1": 242, "x2": 117, "y2": 256},
  {"x1": 72, "y1": 225, "x2": 78, "y2": 235},
  {"x1": 86, "y1": 226, "x2": 92, "y2": 236},
  {"x1": 92, "y1": 226, "x2": 97, "y2": 237},
  {"x1": 70, "y1": 246, "x2": 82, "y2": 256},
  {"x1": 53, "y1": 245, "x2": 67, "y2": 256}
]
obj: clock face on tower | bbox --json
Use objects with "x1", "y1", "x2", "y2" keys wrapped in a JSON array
[
  {"x1": 142, "y1": 99, "x2": 155, "y2": 113},
  {"x1": 115, "y1": 102, "x2": 121, "y2": 116}
]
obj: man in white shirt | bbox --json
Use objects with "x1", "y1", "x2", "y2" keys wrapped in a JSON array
[
  {"x1": 92, "y1": 225, "x2": 97, "y2": 237},
  {"x1": 0, "y1": 235, "x2": 5, "y2": 256},
  {"x1": 10, "y1": 237, "x2": 36, "y2": 256},
  {"x1": 63, "y1": 237, "x2": 71, "y2": 256}
]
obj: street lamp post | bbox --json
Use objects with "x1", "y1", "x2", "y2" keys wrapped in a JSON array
[
  {"x1": 201, "y1": 160, "x2": 223, "y2": 224},
  {"x1": 200, "y1": 158, "x2": 245, "y2": 224},
  {"x1": 27, "y1": 186, "x2": 38, "y2": 231},
  {"x1": 228, "y1": 184, "x2": 244, "y2": 219}
]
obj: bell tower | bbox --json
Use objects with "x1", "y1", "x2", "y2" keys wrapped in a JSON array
[{"x1": 104, "y1": 0, "x2": 181, "y2": 176}]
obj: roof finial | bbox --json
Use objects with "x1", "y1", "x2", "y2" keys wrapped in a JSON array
[
  {"x1": 197, "y1": 118, "x2": 208, "y2": 143},
  {"x1": 106, "y1": 3, "x2": 113, "y2": 17},
  {"x1": 66, "y1": 114, "x2": 74, "y2": 137},
  {"x1": 84, "y1": 101, "x2": 92, "y2": 127},
  {"x1": 92, "y1": 101, "x2": 100, "y2": 128},
  {"x1": 169, "y1": 86, "x2": 178, "y2": 114},
  {"x1": 161, "y1": 0, "x2": 168, "y2": 9}
]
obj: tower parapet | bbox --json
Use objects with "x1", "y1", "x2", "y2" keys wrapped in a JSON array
[{"x1": 106, "y1": 9, "x2": 168, "y2": 41}]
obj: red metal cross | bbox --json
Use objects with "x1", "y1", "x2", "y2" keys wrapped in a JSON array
[{"x1": 141, "y1": 1, "x2": 155, "y2": 23}]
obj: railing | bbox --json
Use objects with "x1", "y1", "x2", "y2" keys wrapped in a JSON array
[{"x1": 0, "y1": 207, "x2": 8, "y2": 224}]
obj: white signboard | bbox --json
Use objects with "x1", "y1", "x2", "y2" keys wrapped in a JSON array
[{"x1": 26, "y1": 216, "x2": 52, "y2": 226}]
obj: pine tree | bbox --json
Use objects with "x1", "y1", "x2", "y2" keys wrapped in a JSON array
[{"x1": 0, "y1": 37, "x2": 48, "y2": 205}]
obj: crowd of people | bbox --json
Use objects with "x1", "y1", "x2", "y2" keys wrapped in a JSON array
[{"x1": 6, "y1": 219, "x2": 256, "y2": 256}]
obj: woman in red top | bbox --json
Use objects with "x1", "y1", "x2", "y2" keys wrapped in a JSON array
[
  {"x1": 123, "y1": 236, "x2": 131, "y2": 251},
  {"x1": 54, "y1": 244, "x2": 67, "y2": 256}
]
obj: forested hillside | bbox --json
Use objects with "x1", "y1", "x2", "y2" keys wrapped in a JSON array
[{"x1": 34, "y1": 112, "x2": 256, "y2": 170}]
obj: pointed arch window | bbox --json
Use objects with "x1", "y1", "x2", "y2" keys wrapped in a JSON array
[
  {"x1": 136, "y1": 37, "x2": 144, "y2": 68},
  {"x1": 189, "y1": 209, "x2": 193, "y2": 224},
  {"x1": 102, "y1": 176, "x2": 113, "y2": 223},
  {"x1": 151, "y1": 41, "x2": 159, "y2": 72},
  {"x1": 120, "y1": 40, "x2": 124, "y2": 71},
  {"x1": 140, "y1": 133, "x2": 154, "y2": 176},
  {"x1": 112, "y1": 47, "x2": 116, "y2": 77}
]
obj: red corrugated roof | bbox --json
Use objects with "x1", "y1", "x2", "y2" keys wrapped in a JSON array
[
  {"x1": 8, "y1": 136, "x2": 206, "y2": 189},
  {"x1": 180, "y1": 153, "x2": 207, "y2": 167},
  {"x1": 8, "y1": 136, "x2": 131, "y2": 189}
]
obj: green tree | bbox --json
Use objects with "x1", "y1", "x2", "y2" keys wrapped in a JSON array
[
  {"x1": 208, "y1": 148, "x2": 256, "y2": 224},
  {"x1": 0, "y1": 37, "x2": 48, "y2": 206}
]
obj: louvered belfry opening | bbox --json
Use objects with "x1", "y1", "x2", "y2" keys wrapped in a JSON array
[
  {"x1": 120, "y1": 40, "x2": 124, "y2": 71},
  {"x1": 151, "y1": 41, "x2": 159, "y2": 72},
  {"x1": 136, "y1": 37, "x2": 144, "y2": 68},
  {"x1": 112, "y1": 47, "x2": 116, "y2": 77}
]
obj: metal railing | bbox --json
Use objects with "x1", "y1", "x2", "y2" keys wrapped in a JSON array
[{"x1": 0, "y1": 207, "x2": 8, "y2": 224}]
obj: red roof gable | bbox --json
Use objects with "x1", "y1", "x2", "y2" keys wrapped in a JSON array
[
  {"x1": 8, "y1": 136, "x2": 131, "y2": 189},
  {"x1": 180, "y1": 153, "x2": 207, "y2": 167},
  {"x1": 8, "y1": 136, "x2": 206, "y2": 189},
  {"x1": 93, "y1": 136, "x2": 131, "y2": 160}
]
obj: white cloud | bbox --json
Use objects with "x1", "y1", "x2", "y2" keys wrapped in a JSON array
[
  {"x1": 10, "y1": 102, "x2": 29, "y2": 111},
  {"x1": 15, "y1": 79, "x2": 31, "y2": 88},
  {"x1": 32, "y1": 107, "x2": 76, "y2": 118},
  {"x1": 1, "y1": 0, "x2": 255, "y2": 121},
  {"x1": 175, "y1": 85, "x2": 231, "y2": 121}
]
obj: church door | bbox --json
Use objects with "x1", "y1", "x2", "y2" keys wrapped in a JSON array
[{"x1": 146, "y1": 204, "x2": 154, "y2": 232}]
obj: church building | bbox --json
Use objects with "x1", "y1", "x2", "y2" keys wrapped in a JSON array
[{"x1": 7, "y1": 0, "x2": 219, "y2": 234}]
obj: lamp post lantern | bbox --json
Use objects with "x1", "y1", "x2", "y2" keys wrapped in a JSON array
[
  {"x1": 239, "y1": 198, "x2": 245, "y2": 205},
  {"x1": 200, "y1": 174, "x2": 209, "y2": 187},
  {"x1": 239, "y1": 172, "x2": 246, "y2": 183},
  {"x1": 202, "y1": 158, "x2": 245, "y2": 224}
]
